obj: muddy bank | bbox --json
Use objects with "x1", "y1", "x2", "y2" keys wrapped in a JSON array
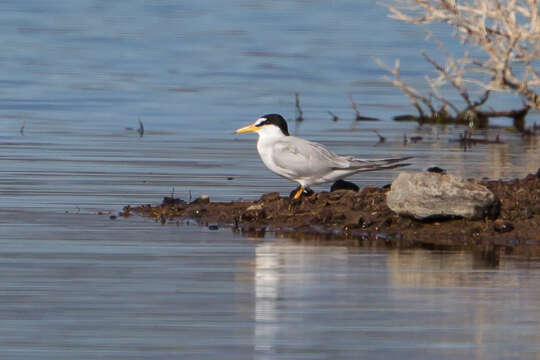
[{"x1": 125, "y1": 169, "x2": 540, "y2": 260}]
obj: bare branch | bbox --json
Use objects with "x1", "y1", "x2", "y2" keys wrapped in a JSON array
[
  {"x1": 383, "y1": 0, "x2": 540, "y2": 110},
  {"x1": 375, "y1": 58, "x2": 436, "y2": 117}
]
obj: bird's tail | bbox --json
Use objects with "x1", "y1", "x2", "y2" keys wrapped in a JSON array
[{"x1": 333, "y1": 156, "x2": 413, "y2": 172}]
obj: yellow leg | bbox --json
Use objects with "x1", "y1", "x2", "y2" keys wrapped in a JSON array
[{"x1": 293, "y1": 186, "x2": 304, "y2": 199}]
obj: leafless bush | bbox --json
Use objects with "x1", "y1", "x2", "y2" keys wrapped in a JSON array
[{"x1": 379, "y1": 0, "x2": 539, "y2": 130}]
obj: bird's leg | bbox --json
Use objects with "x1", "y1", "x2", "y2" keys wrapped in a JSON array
[{"x1": 293, "y1": 186, "x2": 304, "y2": 199}]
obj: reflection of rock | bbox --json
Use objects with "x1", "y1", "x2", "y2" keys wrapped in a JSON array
[
  {"x1": 387, "y1": 172, "x2": 499, "y2": 220},
  {"x1": 386, "y1": 250, "x2": 519, "y2": 288}
]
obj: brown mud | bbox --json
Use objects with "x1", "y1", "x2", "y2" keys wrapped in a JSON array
[{"x1": 125, "y1": 169, "x2": 540, "y2": 262}]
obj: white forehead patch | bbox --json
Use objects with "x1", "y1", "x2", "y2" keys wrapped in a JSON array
[{"x1": 254, "y1": 117, "x2": 267, "y2": 126}]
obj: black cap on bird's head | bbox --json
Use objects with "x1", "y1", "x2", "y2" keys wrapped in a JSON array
[
  {"x1": 255, "y1": 114, "x2": 290, "y2": 136},
  {"x1": 235, "y1": 113, "x2": 290, "y2": 136}
]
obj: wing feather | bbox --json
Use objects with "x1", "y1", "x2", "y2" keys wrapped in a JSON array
[
  {"x1": 268, "y1": 136, "x2": 412, "y2": 181},
  {"x1": 271, "y1": 137, "x2": 348, "y2": 179}
]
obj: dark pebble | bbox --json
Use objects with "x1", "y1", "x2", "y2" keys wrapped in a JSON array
[
  {"x1": 109, "y1": 215, "x2": 117, "y2": 220},
  {"x1": 359, "y1": 217, "x2": 374, "y2": 229},
  {"x1": 191, "y1": 196, "x2": 210, "y2": 205},
  {"x1": 332, "y1": 213, "x2": 346, "y2": 221},
  {"x1": 330, "y1": 179, "x2": 359, "y2": 192},
  {"x1": 493, "y1": 220, "x2": 514, "y2": 233},
  {"x1": 208, "y1": 224, "x2": 219, "y2": 230},
  {"x1": 427, "y1": 166, "x2": 446, "y2": 173}
]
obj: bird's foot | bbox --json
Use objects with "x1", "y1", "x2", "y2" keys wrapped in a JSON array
[{"x1": 289, "y1": 186, "x2": 314, "y2": 199}]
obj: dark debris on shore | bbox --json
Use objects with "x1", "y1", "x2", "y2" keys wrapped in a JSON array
[{"x1": 124, "y1": 169, "x2": 540, "y2": 261}]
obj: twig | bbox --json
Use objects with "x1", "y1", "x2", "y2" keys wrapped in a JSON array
[
  {"x1": 137, "y1": 118, "x2": 144, "y2": 137},
  {"x1": 373, "y1": 130, "x2": 386, "y2": 143},
  {"x1": 349, "y1": 94, "x2": 363, "y2": 120},
  {"x1": 295, "y1": 92, "x2": 304, "y2": 122},
  {"x1": 328, "y1": 111, "x2": 339, "y2": 122},
  {"x1": 19, "y1": 120, "x2": 26, "y2": 135}
]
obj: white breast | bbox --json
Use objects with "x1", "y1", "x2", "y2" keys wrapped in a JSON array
[{"x1": 256, "y1": 136, "x2": 285, "y2": 178}]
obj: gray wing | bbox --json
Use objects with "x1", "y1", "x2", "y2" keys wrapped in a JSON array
[
  {"x1": 271, "y1": 136, "x2": 412, "y2": 178},
  {"x1": 271, "y1": 137, "x2": 350, "y2": 178}
]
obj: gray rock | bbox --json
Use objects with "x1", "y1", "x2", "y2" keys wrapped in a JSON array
[{"x1": 386, "y1": 172, "x2": 499, "y2": 220}]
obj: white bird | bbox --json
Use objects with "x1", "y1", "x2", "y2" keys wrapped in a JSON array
[{"x1": 235, "y1": 114, "x2": 412, "y2": 199}]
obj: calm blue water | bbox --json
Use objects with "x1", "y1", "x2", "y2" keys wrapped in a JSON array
[{"x1": 0, "y1": 1, "x2": 539, "y2": 359}]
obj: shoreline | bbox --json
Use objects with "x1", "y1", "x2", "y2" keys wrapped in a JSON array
[{"x1": 126, "y1": 169, "x2": 540, "y2": 261}]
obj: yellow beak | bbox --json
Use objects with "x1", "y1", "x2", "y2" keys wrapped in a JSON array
[{"x1": 235, "y1": 124, "x2": 258, "y2": 134}]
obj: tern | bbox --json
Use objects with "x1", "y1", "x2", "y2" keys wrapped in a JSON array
[{"x1": 235, "y1": 114, "x2": 412, "y2": 199}]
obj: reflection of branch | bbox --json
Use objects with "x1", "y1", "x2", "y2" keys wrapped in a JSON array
[
  {"x1": 137, "y1": 118, "x2": 144, "y2": 137},
  {"x1": 20, "y1": 120, "x2": 26, "y2": 135},
  {"x1": 328, "y1": 111, "x2": 339, "y2": 122}
]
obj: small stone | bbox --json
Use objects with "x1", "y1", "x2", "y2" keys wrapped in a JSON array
[
  {"x1": 246, "y1": 204, "x2": 264, "y2": 211},
  {"x1": 192, "y1": 195, "x2": 210, "y2": 205},
  {"x1": 493, "y1": 220, "x2": 514, "y2": 233},
  {"x1": 208, "y1": 224, "x2": 219, "y2": 230},
  {"x1": 242, "y1": 204, "x2": 265, "y2": 221},
  {"x1": 109, "y1": 215, "x2": 117, "y2": 220}
]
